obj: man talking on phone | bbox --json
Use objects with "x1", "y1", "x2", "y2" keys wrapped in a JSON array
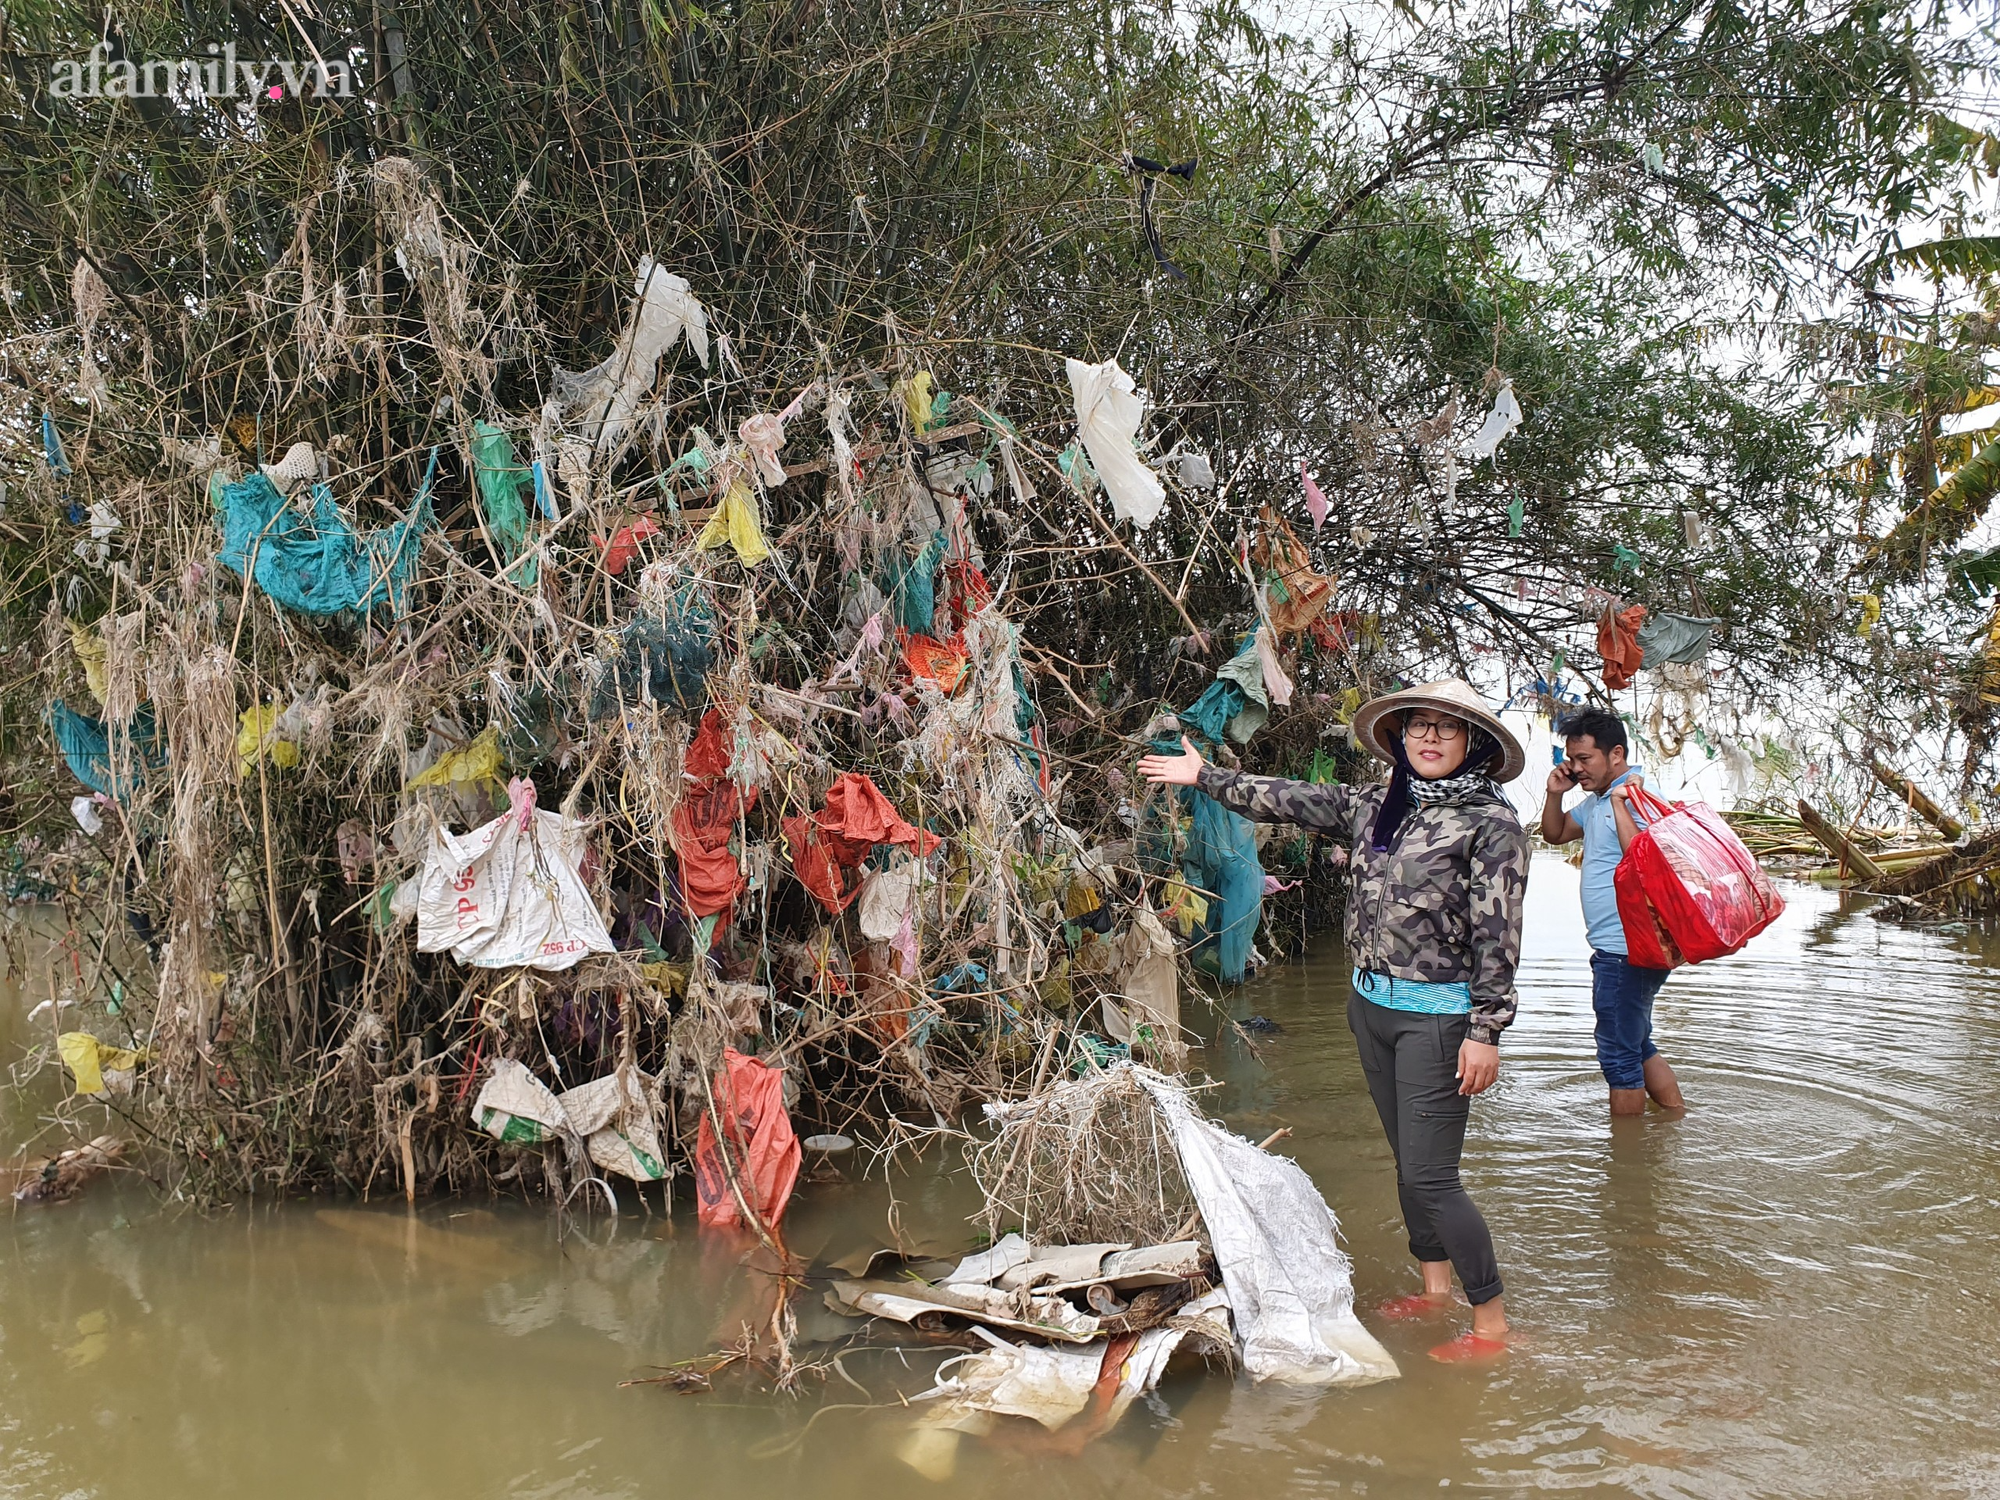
[{"x1": 1540, "y1": 707, "x2": 1686, "y2": 1117}]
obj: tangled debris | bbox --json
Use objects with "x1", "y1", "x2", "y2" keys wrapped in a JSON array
[
  {"x1": 817, "y1": 1064, "x2": 1396, "y2": 1474},
  {"x1": 5, "y1": 219, "x2": 1362, "y2": 1208}
]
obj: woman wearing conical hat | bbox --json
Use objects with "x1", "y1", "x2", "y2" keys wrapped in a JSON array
[{"x1": 1139, "y1": 679, "x2": 1529, "y2": 1362}]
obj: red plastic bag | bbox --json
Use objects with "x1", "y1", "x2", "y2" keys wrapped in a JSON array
[
  {"x1": 693, "y1": 1050, "x2": 801, "y2": 1231},
  {"x1": 783, "y1": 771, "x2": 941, "y2": 914},
  {"x1": 1614, "y1": 785, "x2": 1784, "y2": 969}
]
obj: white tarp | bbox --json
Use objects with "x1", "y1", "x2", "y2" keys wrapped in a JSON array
[
  {"x1": 416, "y1": 781, "x2": 615, "y2": 971},
  {"x1": 1134, "y1": 1068, "x2": 1398, "y2": 1385},
  {"x1": 1065, "y1": 357, "x2": 1166, "y2": 528}
]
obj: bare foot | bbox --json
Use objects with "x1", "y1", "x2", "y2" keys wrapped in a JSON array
[
  {"x1": 1378, "y1": 1292, "x2": 1454, "y2": 1320},
  {"x1": 1429, "y1": 1332, "x2": 1508, "y2": 1363},
  {"x1": 1643, "y1": 1055, "x2": 1685, "y2": 1110}
]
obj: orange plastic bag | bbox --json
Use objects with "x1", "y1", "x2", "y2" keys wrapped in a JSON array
[
  {"x1": 1597, "y1": 604, "x2": 1647, "y2": 691},
  {"x1": 693, "y1": 1049, "x2": 801, "y2": 1230},
  {"x1": 900, "y1": 629, "x2": 970, "y2": 692},
  {"x1": 784, "y1": 771, "x2": 941, "y2": 914},
  {"x1": 672, "y1": 710, "x2": 756, "y2": 937}
]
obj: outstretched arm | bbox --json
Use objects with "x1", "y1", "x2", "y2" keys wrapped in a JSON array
[{"x1": 1137, "y1": 736, "x2": 1354, "y2": 833}]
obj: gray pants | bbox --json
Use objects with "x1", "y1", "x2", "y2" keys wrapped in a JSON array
[{"x1": 1347, "y1": 989, "x2": 1504, "y2": 1304}]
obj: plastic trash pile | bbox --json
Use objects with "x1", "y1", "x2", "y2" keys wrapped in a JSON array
[
  {"x1": 826, "y1": 1064, "x2": 1397, "y2": 1476},
  {"x1": 19, "y1": 224, "x2": 1360, "y2": 1207}
]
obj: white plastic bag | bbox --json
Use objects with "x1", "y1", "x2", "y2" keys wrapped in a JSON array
[
  {"x1": 555, "y1": 257, "x2": 708, "y2": 461},
  {"x1": 1065, "y1": 357, "x2": 1166, "y2": 528},
  {"x1": 417, "y1": 780, "x2": 614, "y2": 971},
  {"x1": 1462, "y1": 380, "x2": 1522, "y2": 461},
  {"x1": 857, "y1": 859, "x2": 925, "y2": 943}
]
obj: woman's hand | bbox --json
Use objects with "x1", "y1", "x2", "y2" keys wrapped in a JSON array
[
  {"x1": 1456, "y1": 1039, "x2": 1500, "y2": 1096},
  {"x1": 1137, "y1": 734, "x2": 1206, "y2": 787}
]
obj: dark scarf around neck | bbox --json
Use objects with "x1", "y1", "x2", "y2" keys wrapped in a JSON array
[{"x1": 1367, "y1": 726, "x2": 1500, "y2": 852}]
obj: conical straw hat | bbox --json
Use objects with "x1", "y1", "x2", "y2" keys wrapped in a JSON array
[{"x1": 1349, "y1": 678, "x2": 1526, "y2": 783}]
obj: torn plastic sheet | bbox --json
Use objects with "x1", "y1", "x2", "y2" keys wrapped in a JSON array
[
  {"x1": 1132, "y1": 1067, "x2": 1397, "y2": 1384},
  {"x1": 738, "y1": 411, "x2": 789, "y2": 487},
  {"x1": 1175, "y1": 448, "x2": 1216, "y2": 489},
  {"x1": 48, "y1": 699, "x2": 166, "y2": 800},
  {"x1": 857, "y1": 857, "x2": 929, "y2": 944},
  {"x1": 215, "y1": 452, "x2": 436, "y2": 618},
  {"x1": 470, "y1": 420, "x2": 538, "y2": 585},
  {"x1": 692, "y1": 1048, "x2": 800, "y2": 1229},
  {"x1": 555, "y1": 257, "x2": 708, "y2": 461},
  {"x1": 1065, "y1": 357, "x2": 1166, "y2": 528},
  {"x1": 1636, "y1": 611, "x2": 1719, "y2": 668},
  {"x1": 1102, "y1": 903, "x2": 1183, "y2": 1063},
  {"x1": 58, "y1": 1032, "x2": 149, "y2": 1097},
  {"x1": 1300, "y1": 461, "x2": 1329, "y2": 534},
  {"x1": 694, "y1": 478, "x2": 771, "y2": 566},
  {"x1": 896, "y1": 1291, "x2": 1237, "y2": 1479},
  {"x1": 828, "y1": 1274, "x2": 1104, "y2": 1344}
]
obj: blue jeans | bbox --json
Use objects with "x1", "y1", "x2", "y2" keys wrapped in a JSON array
[{"x1": 1590, "y1": 950, "x2": 1669, "y2": 1089}]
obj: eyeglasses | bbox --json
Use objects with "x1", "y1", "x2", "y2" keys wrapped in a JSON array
[{"x1": 1404, "y1": 715, "x2": 1465, "y2": 742}]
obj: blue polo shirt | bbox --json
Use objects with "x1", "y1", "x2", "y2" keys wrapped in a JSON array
[{"x1": 1577, "y1": 768, "x2": 1644, "y2": 955}]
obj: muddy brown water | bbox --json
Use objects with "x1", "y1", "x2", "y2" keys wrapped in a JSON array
[{"x1": 4, "y1": 855, "x2": 1998, "y2": 1498}]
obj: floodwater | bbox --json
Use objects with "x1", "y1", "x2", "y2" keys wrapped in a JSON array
[{"x1": 4, "y1": 855, "x2": 1999, "y2": 1499}]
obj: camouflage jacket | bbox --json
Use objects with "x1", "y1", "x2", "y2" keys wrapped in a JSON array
[{"x1": 1194, "y1": 767, "x2": 1530, "y2": 1044}]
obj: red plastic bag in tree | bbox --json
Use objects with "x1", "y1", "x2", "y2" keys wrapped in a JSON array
[
  {"x1": 671, "y1": 710, "x2": 757, "y2": 938},
  {"x1": 1613, "y1": 785, "x2": 1784, "y2": 969},
  {"x1": 784, "y1": 771, "x2": 942, "y2": 914},
  {"x1": 693, "y1": 1049, "x2": 801, "y2": 1230}
]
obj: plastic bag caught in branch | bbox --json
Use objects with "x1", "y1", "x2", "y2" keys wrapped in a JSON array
[
  {"x1": 59, "y1": 1032, "x2": 149, "y2": 1096},
  {"x1": 826, "y1": 387, "x2": 859, "y2": 504},
  {"x1": 416, "y1": 778, "x2": 615, "y2": 971},
  {"x1": 1300, "y1": 462, "x2": 1329, "y2": 535},
  {"x1": 738, "y1": 412, "x2": 788, "y2": 487},
  {"x1": 554, "y1": 257, "x2": 708, "y2": 462},
  {"x1": 237, "y1": 703, "x2": 300, "y2": 778},
  {"x1": 1462, "y1": 381, "x2": 1522, "y2": 461},
  {"x1": 695, "y1": 478, "x2": 770, "y2": 566},
  {"x1": 1065, "y1": 357, "x2": 1166, "y2": 528}
]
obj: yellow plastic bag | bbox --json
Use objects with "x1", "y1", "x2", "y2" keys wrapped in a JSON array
[
  {"x1": 236, "y1": 704, "x2": 300, "y2": 779},
  {"x1": 902, "y1": 371, "x2": 935, "y2": 435},
  {"x1": 1063, "y1": 877, "x2": 1102, "y2": 920},
  {"x1": 640, "y1": 961, "x2": 689, "y2": 999},
  {"x1": 695, "y1": 478, "x2": 771, "y2": 566},
  {"x1": 67, "y1": 623, "x2": 108, "y2": 705},
  {"x1": 1159, "y1": 877, "x2": 1210, "y2": 936},
  {"x1": 405, "y1": 725, "x2": 503, "y2": 791},
  {"x1": 1851, "y1": 593, "x2": 1881, "y2": 639},
  {"x1": 58, "y1": 1032, "x2": 149, "y2": 1096}
]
